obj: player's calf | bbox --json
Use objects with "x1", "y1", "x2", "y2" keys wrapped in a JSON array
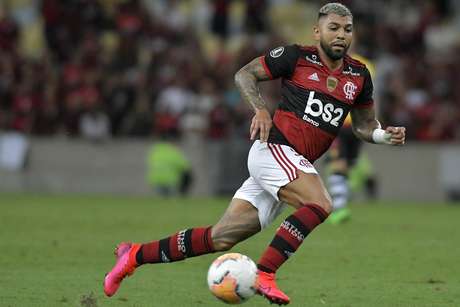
[
  {"x1": 211, "y1": 222, "x2": 260, "y2": 252},
  {"x1": 136, "y1": 226, "x2": 215, "y2": 265},
  {"x1": 256, "y1": 203, "x2": 329, "y2": 304},
  {"x1": 103, "y1": 199, "x2": 261, "y2": 297},
  {"x1": 211, "y1": 237, "x2": 236, "y2": 252},
  {"x1": 256, "y1": 173, "x2": 331, "y2": 304},
  {"x1": 104, "y1": 226, "x2": 216, "y2": 297},
  {"x1": 210, "y1": 198, "x2": 262, "y2": 252},
  {"x1": 257, "y1": 203, "x2": 329, "y2": 274}
]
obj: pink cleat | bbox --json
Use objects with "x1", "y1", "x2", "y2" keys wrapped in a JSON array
[
  {"x1": 103, "y1": 242, "x2": 141, "y2": 297},
  {"x1": 256, "y1": 270, "x2": 290, "y2": 305}
]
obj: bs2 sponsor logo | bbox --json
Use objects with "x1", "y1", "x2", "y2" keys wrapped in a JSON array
[{"x1": 303, "y1": 91, "x2": 344, "y2": 127}]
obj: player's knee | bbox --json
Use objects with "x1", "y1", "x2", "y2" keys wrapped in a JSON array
[
  {"x1": 283, "y1": 190, "x2": 333, "y2": 214},
  {"x1": 317, "y1": 197, "x2": 333, "y2": 215},
  {"x1": 296, "y1": 193, "x2": 333, "y2": 215}
]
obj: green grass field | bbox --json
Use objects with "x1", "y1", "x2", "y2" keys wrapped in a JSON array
[{"x1": 1, "y1": 194, "x2": 459, "y2": 307}]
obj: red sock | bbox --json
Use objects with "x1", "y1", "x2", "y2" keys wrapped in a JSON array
[
  {"x1": 258, "y1": 204, "x2": 329, "y2": 273},
  {"x1": 136, "y1": 226, "x2": 215, "y2": 265}
]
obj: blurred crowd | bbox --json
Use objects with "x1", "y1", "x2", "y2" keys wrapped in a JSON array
[{"x1": 0, "y1": 0, "x2": 459, "y2": 142}]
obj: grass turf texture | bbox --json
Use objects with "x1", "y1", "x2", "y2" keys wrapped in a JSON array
[{"x1": 1, "y1": 194, "x2": 459, "y2": 307}]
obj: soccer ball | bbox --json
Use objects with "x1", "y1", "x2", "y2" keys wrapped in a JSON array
[{"x1": 207, "y1": 253, "x2": 258, "y2": 304}]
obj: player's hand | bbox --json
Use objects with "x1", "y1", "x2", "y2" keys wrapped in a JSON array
[
  {"x1": 250, "y1": 108, "x2": 272, "y2": 143},
  {"x1": 385, "y1": 126, "x2": 406, "y2": 145}
]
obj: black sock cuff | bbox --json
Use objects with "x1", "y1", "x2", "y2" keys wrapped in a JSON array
[
  {"x1": 135, "y1": 248, "x2": 143, "y2": 265},
  {"x1": 257, "y1": 264, "x2": 274, "y2": 273}
]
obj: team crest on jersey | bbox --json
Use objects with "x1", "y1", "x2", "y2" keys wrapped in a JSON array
[
  {"x1": 270, "y1": 46, "x2": 285, "y2": 58},
  {"x1": 326, "y1": 76, "x2": 338, "y2": 92},
  {"x1": 343, "y1": 81, "x2": 357, "y2": 100}
]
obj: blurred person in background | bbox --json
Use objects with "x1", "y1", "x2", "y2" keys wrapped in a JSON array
[
  {"x1": 326, "y1": 41, "x2": 378, "y2": 225},
  {"x1": 0, "y1": 4, "x2": 18, "y2": 54},
  {"x1": 79, "y1": 104, "x2": 110, "y2": 142},
  {"x1": 210, "y1": 0, "x2": 230, "y2": 40},
  {"x1": 146, "y1": 140, "x2": 192, "y2": 197},
  {"x1": 0, "y1": 4, "x2": 29, "y2": 172},
  {"x1": 244, "y1": 0, "x2": 269, "y2": 34}
]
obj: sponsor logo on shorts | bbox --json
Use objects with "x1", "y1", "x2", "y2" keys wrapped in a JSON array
[
  {"x1": 299, "y1": 159, "x2": 312, "y2": 168},
  {"x1": 280, "y1": 221, "x2": 304, "y2": 242}
]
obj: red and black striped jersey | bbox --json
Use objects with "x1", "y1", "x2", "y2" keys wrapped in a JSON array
[{"x1": 261, "y1": 45, "x2": 374, "y2": 162}]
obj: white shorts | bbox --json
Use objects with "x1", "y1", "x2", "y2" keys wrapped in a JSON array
[{"x1": 233, "y1": 141, "x2": 318, "y2": 229}]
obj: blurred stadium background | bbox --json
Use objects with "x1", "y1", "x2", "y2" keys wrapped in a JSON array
[
  {"x1": 1, "y1": 1, "x2": 460, "y2": 306},
  {"x1": 0, "y1": 0, "x2": 459, "y2": 201}
]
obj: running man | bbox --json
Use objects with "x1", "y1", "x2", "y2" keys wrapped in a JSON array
[{"x1": 104, "y1": 3, "x2": 405, "y2": 305}]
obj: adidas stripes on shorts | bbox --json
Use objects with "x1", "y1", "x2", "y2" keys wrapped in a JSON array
[{"x1": 234, "y1": 140, "x2": 318, "y2": 229}]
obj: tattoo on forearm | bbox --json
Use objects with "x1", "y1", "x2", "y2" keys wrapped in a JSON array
[
  {"x1": 235, "y1": 58, "x2": 271, "y2": 111},
  {"x1": 351, "y1": 107, "x2": 381, "y2": 143}
]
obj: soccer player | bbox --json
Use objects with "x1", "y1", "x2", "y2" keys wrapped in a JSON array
[{"x1": 103, "y1": 3, "x2": 406, "y2": 305}]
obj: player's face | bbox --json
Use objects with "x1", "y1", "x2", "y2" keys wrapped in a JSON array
[{"x1": 315, "y1": 14, "x2": 353, "y2": 61}]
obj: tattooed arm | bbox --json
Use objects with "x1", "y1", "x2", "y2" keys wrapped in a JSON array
[
  {"x1": 234, "y1": 57, "x2": 272, "y2": 142},
  {"x1": 351, "y1": 107, "x2": 406, "y2": 145},
  {"x1": 350, "y1": 107, "x2": 380, "y2": 143},
  {"x1": 235, "y1": 57, "x2": 271, "y2": 111}
]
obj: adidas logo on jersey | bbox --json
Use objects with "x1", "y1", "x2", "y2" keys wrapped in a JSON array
[{"x1": 308, "y1": 72, "x2": 320, "y2": 82}]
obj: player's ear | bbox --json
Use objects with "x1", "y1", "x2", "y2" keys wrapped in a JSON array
[{"x1": 313, "y1": 25, "x2": 320, "y2": 41}]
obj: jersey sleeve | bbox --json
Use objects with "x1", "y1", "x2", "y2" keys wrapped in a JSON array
[
  {"x1": 354, "y1": 67, "x2": 374, "y2": 108},
  {"x1": 261, "y1": 45, "x2": 300, "y2": 79}
]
